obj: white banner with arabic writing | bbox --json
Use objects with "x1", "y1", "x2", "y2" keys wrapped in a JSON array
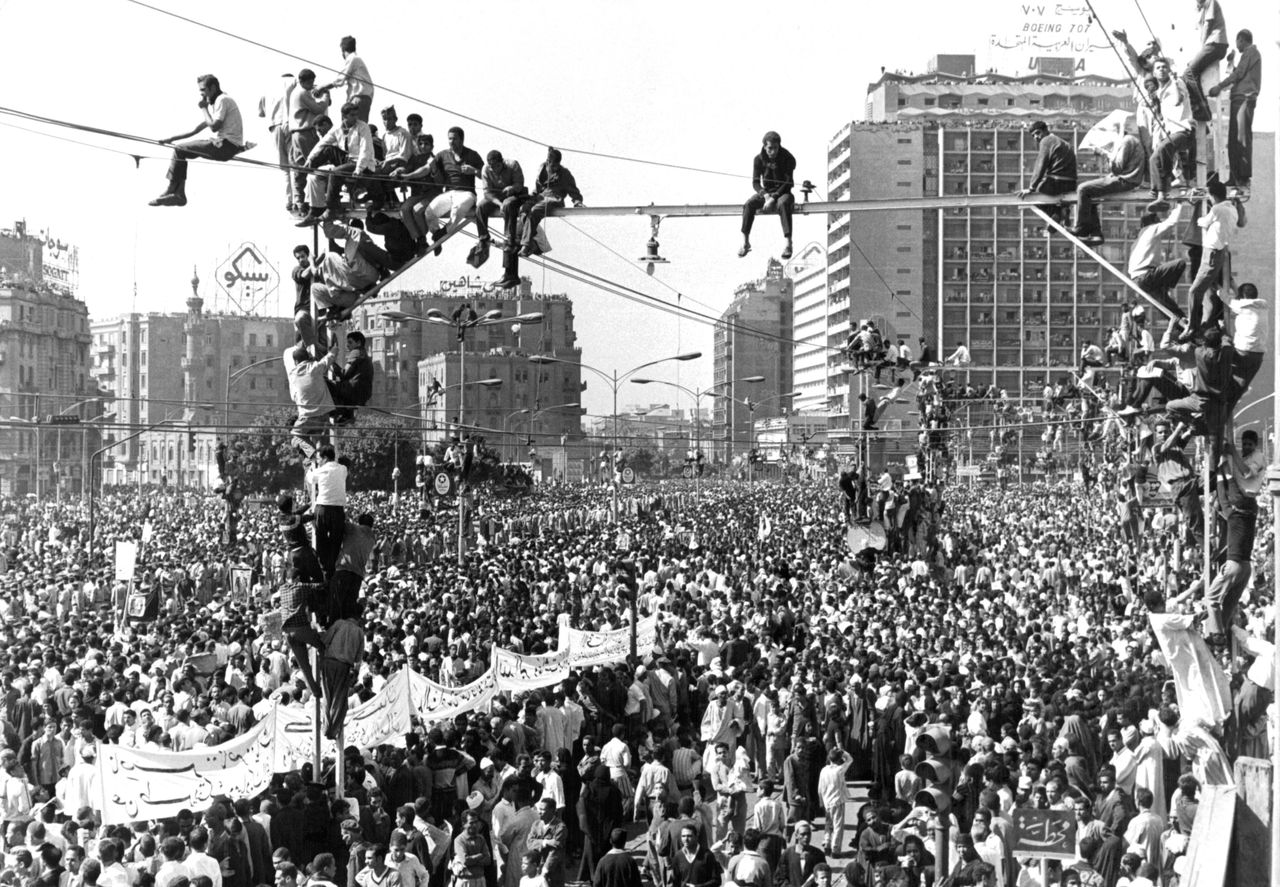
[
  {"x1": 559, "y1": 614, "x2": 657, "y2": 668},
  {"x1": 271, "y1": 669, "x2": 416, "y2": 769},
  {"x1": 492, "y1": 646, "x2": 570, "y2": 692},
  {"x1": 96, "y1": 709, "x2": 277, "y2": 824},
  {"x1": 406, "y1": 667, "x2": 498, "y2": 723}
]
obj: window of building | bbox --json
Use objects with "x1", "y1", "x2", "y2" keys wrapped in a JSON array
[
  {"x1": 897, "y1": 159, "x2": 912, "y2": 165},
  {"x1": 924, "y1": 98, "x2": 936, "y2": 106},
  {"x1": 249, "y1": 333, "x2": 258, "y2": 347},
  {"x1": 897, "y1": 181, "x2": 911, "y2": 187},
  {"x1": 977, "y1": 98, "x2": 988, "y2": 106},
  {"x1": 265, "y1": 334, "x2": 274, "y2": 347},
  {"x1": 896, "y1": 224, "x2": 912, "y2": 230},
  {"x1": 896, "y1": 246, "x2": 912, "y2": 253},
  {"x1": 897, "y1": 98, "x2": 906, "y2": 107},
  {"x1": 897, "y1": 138, "x2": 912, "y2": 144}
]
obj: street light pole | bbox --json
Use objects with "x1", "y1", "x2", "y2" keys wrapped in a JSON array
[{"x1": 383, "y1": 307, "x2": 543, "y2": 570}]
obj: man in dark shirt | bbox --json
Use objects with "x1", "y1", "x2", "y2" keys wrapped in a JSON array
[
  {"x1": 740, "y1": 131, "x2": 796, "y2": 260},
  {"x1": 416, "y1": 126, "x2": 484, "y2": 253},
  {"x1": 327, "y1": 330, "x2": 374, "y2": 423},
  {"x1": 1019, "y1": 121, "x2": 1077, "y2": 226},
  {"x1": 1208, "y1": 29, "x2": 1261, "y2": 187},
  {"x1": 516, "y1": 148, "x2": 584, "y2": 259},
  {"x1": 669, "y1": 824, "x2": 721, "y2": 887},
  {"x1": 593, "y1": 828, "x2": 642, "y2": 887}
]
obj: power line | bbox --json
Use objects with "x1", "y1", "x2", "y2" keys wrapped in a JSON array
[
  {"x1": 1130, "y1": 0, "x2": 1159, "y2": 46},
  {"x1": 119, "y1": 0, "x2": 749, "y2": 182}
]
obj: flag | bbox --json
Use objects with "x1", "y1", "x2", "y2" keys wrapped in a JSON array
[{"x1": 1079, "y1": 109, "x2": 1135, "y2": 156}]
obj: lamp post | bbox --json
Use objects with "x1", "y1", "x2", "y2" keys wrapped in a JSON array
[
  {"x1": 384, "y1": 307, "x2": 543, "y2": 568},
  {"x1": 225, "y1": 355, "x2": 286, "y2": 430},
  {"x1": 631, "y1": 375, "x2": 765, "y2": 482},
  {"x1": 531, "y1": 351, "x2": 701, "y2": 521},
  {"x1": 714, "y1": 390, "x2": 802, "y2": 483},
  {"x1": 508, "y1": 402, "x2": 581, "y2": 463}
]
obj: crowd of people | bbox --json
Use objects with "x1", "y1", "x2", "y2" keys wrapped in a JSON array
[
  {"x1": 3, "y1": 8, "x2": 1266, "y2": 887},
  {"x1": 0, "y1": 436, "x2": 1273, "y2": 887}
]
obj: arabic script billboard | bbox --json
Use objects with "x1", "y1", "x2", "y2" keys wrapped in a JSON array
[{"x1": 215, "y1": 242, "x2": 279, "y2": 314}]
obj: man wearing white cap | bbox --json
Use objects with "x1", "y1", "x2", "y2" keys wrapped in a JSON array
[{"x1": 57, "y1": 745, "x2": 98, "y2": 818}]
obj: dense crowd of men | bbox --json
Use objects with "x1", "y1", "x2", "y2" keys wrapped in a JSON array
[{"x1": 0, "y1": 444, "x2": 1273, "y2": 887}]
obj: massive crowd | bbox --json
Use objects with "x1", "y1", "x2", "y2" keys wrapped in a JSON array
[{"x1": 0, "y1": 453, "x2": 1273, "y2": 887}]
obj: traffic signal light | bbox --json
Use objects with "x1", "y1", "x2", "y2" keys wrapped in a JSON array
[
  {"x1": 42, "y1": 415, "x2": 81, "y2": 425},
  {"x1": 913, "y1": 724, "x2": 954, "y2": 815}
]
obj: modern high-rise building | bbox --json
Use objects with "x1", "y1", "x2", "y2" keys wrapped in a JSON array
[
  {"x1": 713, "y1": 259, "x2": 794, "y2": 461},
  {"x1": 786, "y1": 243, "x2": 830, "y2": 415},
  {"x1": 825, "y1": 55, "x2": 1274, "y2": 415},
  {"x1": 0, "y1": 222, "x2": 92, "y2": 496}
]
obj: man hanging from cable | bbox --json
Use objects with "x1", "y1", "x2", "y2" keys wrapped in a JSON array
[
  {"x1": 150, "y1": 74, "x2": 246, "y2": 207},
  {"x1": 739, "y1": 131, "x2": 796, "y2": 260}
]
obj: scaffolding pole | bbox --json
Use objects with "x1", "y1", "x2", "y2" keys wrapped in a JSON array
[{"x1": 1028, "y1": 207, "x2": 1181, "y2": 323}]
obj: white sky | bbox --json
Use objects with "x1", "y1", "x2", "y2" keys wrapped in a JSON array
[{"x1": 1, "y1": 0, "x2": 1274, "y2": 417}]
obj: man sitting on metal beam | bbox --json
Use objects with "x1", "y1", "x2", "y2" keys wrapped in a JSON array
[
  {"x1": 740, "y1": 131, "x2": 796, "y2": 260},
  {"x1": 1018, "y1": 122, "x2": 1077, "y2": 226},
  {"x1": 1069, "y1": 118, "x2": 1145, "y2": 244}
]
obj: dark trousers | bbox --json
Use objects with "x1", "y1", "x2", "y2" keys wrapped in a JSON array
[
  {"x1": 519, "y1": 196, "x2": 563, "y2": 248},
  {"x1": 1228, "y1": 348, "x2": 1263, "y2": 408},
  {"x1": 1187, "y1": 248, "x2": 1227, "y2": 332},
  {"x1": 320, "y1": 657, "x2": 355, "y2": 739},
  {"x1": 329, "y1": 570, "x2": 362, "y2": 619},
  {"x1": 1075, "y1": 175, "x2": 1135, "y2": 233},
  {"x1": 742, "y1": 191, "x2": 794, "y2": 237},
  {"x1": 476, "y1": 193, "x2": 530, "y2": 243},
  {"x1": 289, "y1": 129, "x2": 320, "y2": 207},
  {"x1": 272, "y1": 125, "x2": 291, "y2": 206},
  {"x1": 1133, "y1": 260, "x2": 1187, "y2": 318},
  {"x1": 324, "y1": 161, "x2": 375, "y2": 210},
  {"x1": 350, "y1": 94, "x2": 372, "y2": 122},
  {"x1": 1151, "y1": 129, "x2": 1194, "y2": 192},
  {"x1": 166, "y1": 139, "x2": 242, "y2": 192},
  {"x1": 1228, "y1": 96, "x2": 1255, "y2": 184},
  {"x1": 1184, "y1": 42, "x2": 1229, "y2": 117},
  {"x1": 314, "y1": 504, "x2": 346, "y2": 576},
  {"x1": 1128, "y1": 373, "x2": 1186, "y2": 409}
]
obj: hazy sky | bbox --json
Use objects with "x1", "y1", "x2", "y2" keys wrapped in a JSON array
[{"x1": 2, "y1": 0, "x2": 1273, "y2": 416}]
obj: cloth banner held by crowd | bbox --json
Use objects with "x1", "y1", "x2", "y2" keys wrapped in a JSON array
[
  {"x1": 95, "y1": 613, "x2": 652, "y2": 820},
  {"x1": 95, "y1": 709, "x2": 277, "y2": 825}
]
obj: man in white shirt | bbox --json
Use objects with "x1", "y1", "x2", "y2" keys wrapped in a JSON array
[
  {"x1": 1148, "y1": 59, "x2": 1194, "y2": 200},
  {"x1": 151, "y1": 74, "x2": 245, "y2": 207},
  {"x1": 1128, "y1": 204, "x2": 1187, "y2": 320},
  {"x1": 945, "y1": 342, "x2": 971, "y2": 367},
  {"x1": 284, "y1": 344, "x2": 336, "y2": 442},
  {"x1": 1226, "y1": 282, "x2": 1267, "y2": 408},
  {"x1": 185, "y1": 827, "x2": 223, "y2": 887},
  {"x1": 323, "y1": 36, "x2": 374, "y2": 122},
  {"x1": 1185, "y1": 179, "x2": 1240, "y2": 336},
  {"x1": 306, "y1": 444, "x2": 348, "y2": 578},
  {"x1": 298, "y1": 101, "x2": 376, "y2": 225}
]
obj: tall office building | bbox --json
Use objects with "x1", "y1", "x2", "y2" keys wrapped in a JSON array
[
  {"x1": 826, "y1": 55, "x2": 1274, "y2": 415},
  {"x1": 787, "y1": 243, "x2": 830, "y2": 415},
  {"x1": 0, "y1": 222, "x2": 92, "y2": 496},
  {"x1": 713, "y1": 259, "x2": 794, "y2": 460}
]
